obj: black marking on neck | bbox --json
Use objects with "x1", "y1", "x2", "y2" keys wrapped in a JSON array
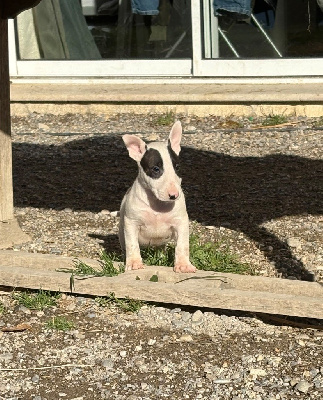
[
  {"x1": 140, "y1": 148, "x2": 164, "y2": 179},
  {"x1": 168, "y1": 140, "x2": 181, "y2": 177}
]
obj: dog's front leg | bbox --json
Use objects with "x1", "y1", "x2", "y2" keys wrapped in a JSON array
[
  {"x1": 123, "y1": 216, "x2": 145, "y2": 271},
  {"x1": 173, "y1": 218, "x2": 196, "y2": 273}
]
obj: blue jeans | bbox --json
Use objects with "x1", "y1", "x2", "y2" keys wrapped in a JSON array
[
  {"x1": 131, "y1": 0, "x2": 159, "y2": 15},
  {"x1": 213, "y1": 0, "x2": 252, "y2": 19}
]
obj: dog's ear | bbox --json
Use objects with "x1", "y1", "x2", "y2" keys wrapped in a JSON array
[
  {"x1": 123, "y1": 134, "x2": 147, "y2": 162},
  {"x1": 168, "y1": 121, "x2": 182, "y2": 155}
]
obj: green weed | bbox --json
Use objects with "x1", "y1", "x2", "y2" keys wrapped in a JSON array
[
  {"x1": 46, "y1": 316, "x2": 75, "y2": 331},
  {"x1": 262, "y1": 114, "x2": 288, "y2": 126},
  {"x1": 59, "y1": 251, "x2": 125, "y2": 291},
  {"x1": 12, "y1": 289, "x2": 60, "y2": 310},
  {"x1": 155, "y1": 111, "x2": 175, "y2": 126},
  {"x1": 140, "y1": 235, "x2": 252, "y2": 274},
  {"x1": 67, "y1": 251, "x2": 124, "y2": 278},
  {"x1": 312, "y1": 116, "x2": 323, "y2": 127},
  {"x1": 141, "y1": 244, "x2": 175, "y2": 267},
  {"x1": 95, "y1": 292, "x2": 144, "y2": 313},
  {"x1": 189, "y1": 235, "x2": 252, "y2": 274}
]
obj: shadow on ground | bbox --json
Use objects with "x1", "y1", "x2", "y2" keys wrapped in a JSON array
[{"x1": 13, "y1": 135, "x2": 323, "y2": 280}]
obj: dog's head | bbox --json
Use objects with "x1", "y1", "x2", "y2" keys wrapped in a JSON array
[{"x1": 123, "y1": 121, "x2": 183, "y2": 202}]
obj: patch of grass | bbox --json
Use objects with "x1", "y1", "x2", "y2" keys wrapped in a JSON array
[
  {"x1": 12, "y1": 289, "x2": 60, "y2": 311},
  {"x1": 95, "y1": 292, "x2": 144, "y2": 313},
  {"x1": 312, "y1": 116, "x2": 323, "y2": 127},
  {"x1": 262, "y1": 114, "x2": 288, "y2": 126},
  {"x1": 0, "y1": 301, "x2": 5, "y2": 315},
  {"x1": 155, "y1": 111, "x2": 175, "y2": 126},
  {"x1": 140, "y1": 235, "x2": 252, "y2": 274},
  {"x1": 46, "y1": 316, "x2": 75, "y2": 332},
  {"x1": 69, "y1": 251, "x2": 124, "y2": 278},
  {"x1": 59, "y1": 251, "x2": 125, "y2": 291},
  {"x1": 141, "y1": 244, "x2": 175, "y2": 267},
  {"x1": 189, "y1": 235, "x2": 252, "y2": 274}
]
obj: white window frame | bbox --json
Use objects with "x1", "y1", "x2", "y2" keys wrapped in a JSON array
[
  {"x1": 8, "y1": 19, "x2": 192, "y2": 78},
  {"x1": 9, "y1": 1, "x2": 323, "y2": 78}
]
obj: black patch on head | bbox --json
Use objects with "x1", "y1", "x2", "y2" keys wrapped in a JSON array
[
  {"x1": 168, "y1": 140, "x2": 181, "y2": 176},
  {"x1": 140, "y1": 148, "x2": 164, "y2": 179}
]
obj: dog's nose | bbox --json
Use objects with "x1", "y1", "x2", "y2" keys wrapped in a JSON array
[{"x1": 169, "y1": 192, "x2": 179, "y2": 200}]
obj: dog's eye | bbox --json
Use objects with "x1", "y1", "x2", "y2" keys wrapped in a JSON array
[
  {"x1": 175, "y1": 164, "x2": 180, "y2": 171},
  {"x1": 152, "y1": 166, "x2": 160, "y2": 173}
]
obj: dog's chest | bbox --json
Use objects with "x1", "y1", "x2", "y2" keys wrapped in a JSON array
[{"x1": 138, "y1": 209, "x2": 177, "y2": 245}]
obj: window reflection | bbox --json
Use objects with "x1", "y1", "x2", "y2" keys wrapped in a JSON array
[
  {"x1": 16, "y1": 0, "x2": 192, "y2": 60},
  {"x1": 204, "y1": 0, "x2": 323, "y2": 58}
]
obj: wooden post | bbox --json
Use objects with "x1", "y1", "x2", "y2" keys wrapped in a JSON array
[
  {"x1": 0, "y1": 1, "x2": 42, "y2": 247},
  {"x1": 0, "y1": 17, "x2": 14, "y2": 222},
  {"x1": 0, "y1": 12, "x2": 30, "y2": 247}
]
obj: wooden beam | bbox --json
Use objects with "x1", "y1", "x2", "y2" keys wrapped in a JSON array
[
  {"x1": 0, "y1": 251, "x2": 322, "y2": 319},
  {"x1": 0, "y1": 17, "x2": 14, "y2": 222}
]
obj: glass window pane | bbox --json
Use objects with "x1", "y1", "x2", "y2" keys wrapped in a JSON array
[
  {"x1": 202, "y1": 0, "x2": 323, "y2": 59},
  {"x1": 15, "y1": 0, "x2": 192, "y2": 60}
]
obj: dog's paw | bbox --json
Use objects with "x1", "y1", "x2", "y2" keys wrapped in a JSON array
[
  {"x1": 174, "y1": 262, "x2": 197, "y2": 273},
  {"x1": 125, "y1": 259, "x2": 145, "y2": 271}
]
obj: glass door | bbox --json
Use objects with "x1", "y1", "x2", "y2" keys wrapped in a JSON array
[
  {"x1": 10, "y1": 0, "x2": 192, "y2": 77},
  {"x1": 9, "y1": 0, "x2": 323, "y2": 78},
  {"x1": 192, "y1": 0, "x2": 323, "y2": 76}
]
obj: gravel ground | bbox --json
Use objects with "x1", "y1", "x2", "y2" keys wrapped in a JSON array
[{"x1": 0, "y1": 112, "x2": 322, "y2": 399}]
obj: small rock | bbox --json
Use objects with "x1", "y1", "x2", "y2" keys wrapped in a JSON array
[
  {"x1": 295, "y1": 380, "x2": 311, "y2": 393},
  {"x1": 120, "y1": 351, "x2": 127, "y2": 357},
  {"x1": 191, "y1": 310, "x2": 204, "y2": 323},
  {"x1": 19, "y1": 305, "x2": 31, "y2": 315},
  {"x1": 249, "y1": 368, "x2": 267, "y2": 377},
  {"x1": 287, "y1": 237, "x2": 302, "y2": 249},
  {"x1": 76, "y1": 297, "x2": 87, "y2": 306},
  {"x1": 38, "y1": 123, "x2": 49, "y2": 131},
  {"x1": 32, "y1": 374, "x2": 40, "y2": 383},
  {"x1": 100, "y1": 209, "x2": 110, "y2": 215},
  {"x1": 179, "y1": 334, "x2": 193, "y2": 342},
  {"x1": 148, "y1": 339, "x2": 156, "y2": 346},
  {"x1": 102, "y1": 359, "x2": 114, "y2": 369},
  {"x1": 147, "y1": 133, "x2": 158, "y2": 141},
  {"x1": 181, "y1": 311, "x2": 191, "y2": 322},
  {"x1": 213, "y1": 379, "x2": 231, "y2": 384},
  {"x1": 66, "y1": 303, "x2": 76, "y2": 311}
]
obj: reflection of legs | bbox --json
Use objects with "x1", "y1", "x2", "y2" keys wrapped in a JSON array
[
  {"x1": 270, "y1": 0, "x2": 287, "y2": 57},
  {"x1": 149, "y1": 0, "x2": 171, "y2": 42},
  {"x1": 116, "y1": 0, "x2": 133, "y2": 57}
]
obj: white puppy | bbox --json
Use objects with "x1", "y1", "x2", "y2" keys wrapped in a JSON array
[{"x1": 119, "y1": 121, "x2": 196, "y2": 273}]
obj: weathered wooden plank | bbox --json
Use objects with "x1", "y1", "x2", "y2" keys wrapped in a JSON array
[
  {"x1": 0, "y1": 251, "x2": 322, "y2": 319},
  {"x1": 0, "y1": 17, "x2": 14, "y2": 222}
]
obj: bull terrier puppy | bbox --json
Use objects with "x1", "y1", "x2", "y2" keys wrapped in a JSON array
[{"x1": 119, "y1": 121, "x2": 196, "y2": 273}]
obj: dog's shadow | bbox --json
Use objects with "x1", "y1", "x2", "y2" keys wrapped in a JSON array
[
  {"x1": 89, "y1": 233, "x2": 121, "y2": 255},
  {"x1": 13, "y1": 135, "x2": 322, "y2": 281}
]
